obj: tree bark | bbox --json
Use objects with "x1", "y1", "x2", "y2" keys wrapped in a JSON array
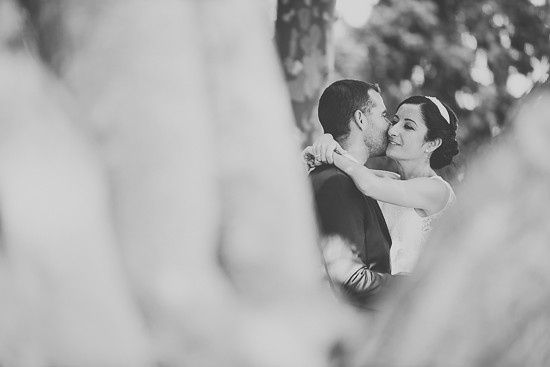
[
  {"x1": 275, "y1": 0, "x2": 336, "y2": 146},
  {"x1": 0, "y1": 1, "x2": 359, "y2": 365}
]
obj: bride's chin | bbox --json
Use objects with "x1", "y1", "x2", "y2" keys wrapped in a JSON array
[{"x1": 385, "y1": 148, "x2": 397, "y2": 159}]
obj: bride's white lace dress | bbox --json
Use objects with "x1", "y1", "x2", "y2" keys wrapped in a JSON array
[{"x1": 379, "y1": 176, "x2": 455, "y2": 275}]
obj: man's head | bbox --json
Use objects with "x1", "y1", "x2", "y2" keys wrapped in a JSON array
[{"x1": 318, "y1": 80, "x2": 389, "y2": 157}]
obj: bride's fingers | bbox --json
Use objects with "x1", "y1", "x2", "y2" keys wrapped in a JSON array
[
  {"x1": 312, "y1": 144, "x2": 320, "y2": 161},
  {"x1": 335, "y1": 144, "x2": 347, "y2": 155},
  {"x1": 302, "y1": 145, "x2": 313, "y2": 159},
  {"x1": 313, "y1": 144, "x2": 326, "y2": 164},
  {"x1": 312, "y1": 141, "x2": 341, "y2": 164},
  {"x1": 303, "y1": 147, "x2": 318, "y2": 165},
  {"x1": 324, "y1": 141, "x2": 338, "y2": 163},
  {"x1": 319, "y1": 144, "x2": 328, "y2": 163},
  {"x1": 328, "y1": 141, "x2": 340, "y2": 164},
  {"x1": 326, "y1": 147, "x2": 334, "y2": 164}
]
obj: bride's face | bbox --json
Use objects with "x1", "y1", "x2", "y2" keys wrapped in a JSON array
[{"x1": 386, "y1": 104, "x2": 431, "y2": 162}]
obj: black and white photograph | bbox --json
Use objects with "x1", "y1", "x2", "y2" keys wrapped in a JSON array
[{"x1": 0, "y1": 0, "x2": 549, "y2": 366}]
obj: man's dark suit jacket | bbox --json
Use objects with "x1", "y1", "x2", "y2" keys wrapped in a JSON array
[{"x1": 310, "y1": 165, "x2": 392, "y2": 306}]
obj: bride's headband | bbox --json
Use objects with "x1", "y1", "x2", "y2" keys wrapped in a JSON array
[{"x1": 426, "y1": 96, "x2": 450, "y2": 124}]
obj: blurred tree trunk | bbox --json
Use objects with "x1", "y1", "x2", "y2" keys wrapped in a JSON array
[
  {"x1": 1, "y1": 1, "x2": 359, "y2": 366},
  {"x1": 275, "y1": 0, "x2": 336, "y2": 146}
]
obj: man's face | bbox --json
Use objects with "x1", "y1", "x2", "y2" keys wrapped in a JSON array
[{"x1": 362, "y1": 90, "x2": 390, "y2": 156}]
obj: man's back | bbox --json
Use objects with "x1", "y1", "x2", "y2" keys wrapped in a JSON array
[{"x1": 310, "y1": 165, "x2": 391, "y2": 273}]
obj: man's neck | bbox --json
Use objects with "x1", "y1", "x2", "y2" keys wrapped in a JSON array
[{"x1": 339, "y1": 137, "x2": 369, "y2": 165}]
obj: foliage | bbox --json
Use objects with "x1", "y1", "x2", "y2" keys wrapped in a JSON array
[{"x1": 335, "y1": 0, "x2": 550, "y2": 180}]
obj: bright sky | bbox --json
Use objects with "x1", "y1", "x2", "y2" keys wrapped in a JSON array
[{"x1": 336, "y1": 0, "x2": 378, "y2": 28}]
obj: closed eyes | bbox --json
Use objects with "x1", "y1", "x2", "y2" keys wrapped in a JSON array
[{"x1": 390, "y1": 117, "x2": 415, "y2": 130}]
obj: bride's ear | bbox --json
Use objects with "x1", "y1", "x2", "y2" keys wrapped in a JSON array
[
  {"x1": 425, "y1": 138, "x2": 442, "y2": 153},
  {"x1": 353, "y1": 109, "x2": 366, "y2": 131}
]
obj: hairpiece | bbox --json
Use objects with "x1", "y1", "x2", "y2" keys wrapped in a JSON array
[{"x1": 426, "y1": 96, "x2": 450, "y2": 124}]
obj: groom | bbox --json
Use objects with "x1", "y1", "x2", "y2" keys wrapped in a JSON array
[{"x1": 310, "y1": 79, "x2": 395, "y2": 308}]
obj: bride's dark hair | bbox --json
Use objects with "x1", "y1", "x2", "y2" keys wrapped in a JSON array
[{"x1": 397, "y1": 96, "x2": 459, "y2": 169}]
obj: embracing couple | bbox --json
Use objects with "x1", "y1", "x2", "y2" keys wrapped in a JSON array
[{"x1": 306, "y1": 79, "x2": 458, "y2": 308}]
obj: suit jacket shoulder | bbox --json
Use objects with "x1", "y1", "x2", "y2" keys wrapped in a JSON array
[{"x1": 310, "y1": 166, "x2": 367, "y2": 249}]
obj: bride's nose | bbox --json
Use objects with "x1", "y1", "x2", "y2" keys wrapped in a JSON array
[{"x1": 388, "y1": 124, "x2": 398, "y2": 137}]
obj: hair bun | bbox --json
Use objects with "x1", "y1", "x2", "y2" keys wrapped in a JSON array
[{"x1": 431, "y1": 137, "x2": 459, "y2": 169}]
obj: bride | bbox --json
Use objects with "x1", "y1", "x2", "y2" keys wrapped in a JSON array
[{"x1": 306, "y1": 95, "x2": 459, "y2": 274}]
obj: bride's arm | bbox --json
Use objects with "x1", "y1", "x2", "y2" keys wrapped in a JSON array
[{"x1": 333, "y1": 153, "x2": 448, "y2": 213}]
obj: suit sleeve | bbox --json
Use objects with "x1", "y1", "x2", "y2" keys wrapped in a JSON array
[{"x1": 314, "y1": 174, "x2": 396, "y2": 305}]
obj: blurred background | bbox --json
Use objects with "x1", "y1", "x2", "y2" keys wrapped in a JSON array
[{"x1": 274, "y1": 0, "x2": 550, "y2": 181}]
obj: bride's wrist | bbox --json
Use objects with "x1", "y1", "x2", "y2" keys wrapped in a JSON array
[
  {"x1": 334, "y1": 154, "x2": 357, "y2": 175},
  {"x1": 343, "y1": 163, "x2": 357, "y2": 176}
]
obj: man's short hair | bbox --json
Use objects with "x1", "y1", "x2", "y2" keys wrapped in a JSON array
[{"x1": 318, "y1": 80, "x2": 381, "y2": 140}]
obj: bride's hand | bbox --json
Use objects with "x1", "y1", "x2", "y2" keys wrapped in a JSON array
[
  {"x1": 302, "y1": 146, "x2": 322, "y2": 171},
  {"x1": 312, "y1": 133, "x2": 346, "y2": 164}
]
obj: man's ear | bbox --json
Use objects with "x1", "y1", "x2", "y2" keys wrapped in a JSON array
[
  {"x1": 425, "y1": 138, "x2": 442, "y2": 153},
  {"x1": 353, "y1": 109, "x2": 365, "y2": 131}
]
